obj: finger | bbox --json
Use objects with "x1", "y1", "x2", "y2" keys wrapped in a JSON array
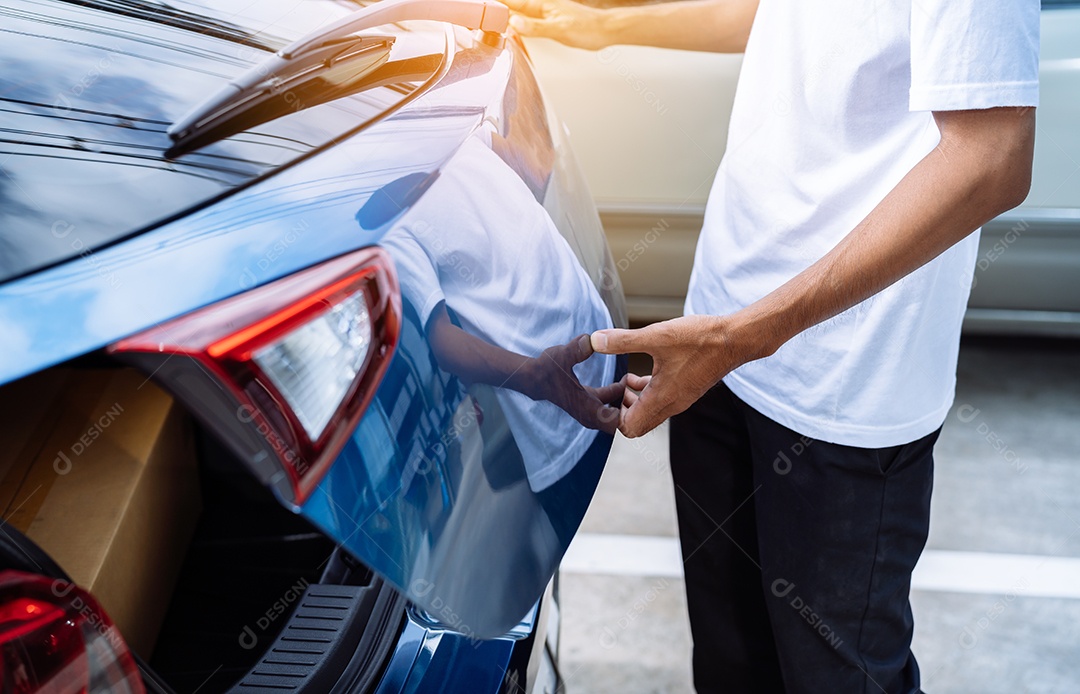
[
  {"x1": 590, "y1": 379, "x2": 626, "y2": 405},
  {"x1": 622, "y1": 387, "x2": 640, "y2": 409},
  {"x1": 618, "y1": 382, "x2": 671, "y2": 438},
  {"x1": 508, "y1": 14, "x2": 560, "y2": 37},
  {"x1": 569, "y1": 333, "x2": 594, "y2": 364},
  {"x1": 625, "y1": 373, "x2": 651, "y2": 392},
  {"x1": 569, "y1": 391, "x2": 620, "y2": 436},
  {"x1": 619, "y1": 402, "x2": 667, "y2": 438},
  {"x1": 590, "y1": 325, "x2": 659, "y2": 356},
  {"x1": 503, "y1": 0, "x2": 547, "y2": 18},
  {"x1": 594, "y1": 403, "x2": 620, "y2": 436}
]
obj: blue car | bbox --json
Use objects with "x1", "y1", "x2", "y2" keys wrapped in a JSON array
[{"x1": 0, "y1": 0, "x2": 627, "y2": 691}]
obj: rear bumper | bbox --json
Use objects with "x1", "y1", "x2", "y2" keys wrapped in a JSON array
[
  {"x1": 373, "y1": 582, "x2": 558, "y2": 694},
  {"x1": 374, "y1": 617, "x2": 514, "y2": 694}
]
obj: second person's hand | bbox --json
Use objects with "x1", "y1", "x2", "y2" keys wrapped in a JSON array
[
  {"x1": 514, "y1": 335, "x2": 625, "y2": 435},
  {"x1": 504, "y1": 0, "x2": 611, "y2": 51}
]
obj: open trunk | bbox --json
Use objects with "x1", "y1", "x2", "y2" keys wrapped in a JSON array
[{"x1": 0, "y1": 364, "x2": 408, "y2": 693}]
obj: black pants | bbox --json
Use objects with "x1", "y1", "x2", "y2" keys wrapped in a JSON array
[{"x1": 670, "y1": 383, "x2": 938, "y2": 694}]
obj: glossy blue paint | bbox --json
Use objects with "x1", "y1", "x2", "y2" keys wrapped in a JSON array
[
  {"x1": 2, "y1": 4, "x2": 624, "y2": 685},
  {"x1": 299, "y1": 290, "x2": 613, "y2": 637},
  {"x1": 373, "y1": 610, "x2": 522, "y2": 694},
  {"x1": 0, "y1": 69, "x2": 481, "y2": 385},
  {"x1": 1, "y1": 25, "x2": 616, "y2": 638}
]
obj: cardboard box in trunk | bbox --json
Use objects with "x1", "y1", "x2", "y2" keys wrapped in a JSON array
[{"x1": 0, "y1": 367, "x2": 201, "y2": 658}]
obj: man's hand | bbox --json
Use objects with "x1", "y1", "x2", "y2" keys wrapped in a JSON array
[
  {"x1": 504, "y1": 0, "x2": 608, "y2": 51},
  {"x1": 516, "y1": 334, "x2": 625, "y2": 434},
  {"x1": 428, "y1": 306, "x2": 623, "y2": 433},
  {"x1": 591, "y1": 107, "x2": 1034, "y2": 440},
  {"x1": 505, "y1": 0, "x2": 760, "y2": 54},
  {"x1": 591, "y1": 315, "x2": 760, "y2": 437}
]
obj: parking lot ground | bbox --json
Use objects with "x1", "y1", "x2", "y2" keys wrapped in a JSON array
[{"x1": 559, "y1": 337, "x2": 1080, "y2": 693}]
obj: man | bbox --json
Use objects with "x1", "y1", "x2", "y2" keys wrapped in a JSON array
[{"x1": 506, "y1": 0, "x2": 1039, "y2": 692}]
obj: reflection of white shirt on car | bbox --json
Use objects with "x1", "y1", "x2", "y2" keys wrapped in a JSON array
[
  {"x1": 687, "y1": 0, "x2": 1040, "y2": 447},
  {"x1": 382, "y1": 131, "x2": 615, "y2": 491}
]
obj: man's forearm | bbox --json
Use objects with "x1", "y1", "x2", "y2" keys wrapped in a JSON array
[
  {"x1": 505, "y1": 0, "x2": 757, "y2": 53},
  {"x1": 600, "y1": 0, "x2": 758, "y2": 53},
  {"x1": 427, "y1": 304, "x2": 531, "y2": 389},
  {"x1": 730, "y1": 107, "x2": 1036, "y2": 360}
]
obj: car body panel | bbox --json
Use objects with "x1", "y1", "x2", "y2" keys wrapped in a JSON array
[
  {"x1": 296, "y1": 43, "x2": 617, "y2": 638},
  {"x1": 526, "y1": 4, "x2": 1080, "y2": 332},
  {"x1": 373, "y1": 594, "x2": 549, "y2": 693},
  {"x1": 374, "y1": 617, "x2": 511, "y2": 694},
  {"x1": 0, "y1": 103, "x2": 453, "y2": 383},
  {"x1": 1, "y1": 10, "x2": 620, "y2": 646}
]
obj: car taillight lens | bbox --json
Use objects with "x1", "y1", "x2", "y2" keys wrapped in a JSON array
[
  {"x1": 0, "y1": 571, "x2": 144, "y2": 694},
  {"x1": 109, "y1": 248, "x2": 400, "y2": 506},
  {"x1": 253, "y1": 290, "x2": 374, "y2": 440}
]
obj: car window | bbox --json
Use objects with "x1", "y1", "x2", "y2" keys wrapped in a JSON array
[{"x1": 0, "y1": 0, "x2": 443, "y2": 284}]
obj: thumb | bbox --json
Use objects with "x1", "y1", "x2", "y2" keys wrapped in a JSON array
[
  {"x1": 570, "y1": 333, "x2": 594, "y2": 363},
  {"x1": 590, "y1": 327, "x2": 658, "y2": 356}
]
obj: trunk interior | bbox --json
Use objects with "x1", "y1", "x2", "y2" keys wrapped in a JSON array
[{"x1": 0, "y1": 362, "x2": 405, "y2": 693}]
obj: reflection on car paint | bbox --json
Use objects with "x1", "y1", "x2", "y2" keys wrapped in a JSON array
[
  {"x1": 375, "y1": 131, "x2": 615, "y2": 489},
  {"x1": 0, "y1": 14, "x2": 621, "y2": 641},
  {"x1": 299, "y1": 43, "x2": 619, "y2": 639}
]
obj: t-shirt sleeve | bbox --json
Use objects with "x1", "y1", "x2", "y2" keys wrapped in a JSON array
[
  {"x1": 909, "y1": 0, "x2": 1040, "y2": 112},
  {"x1": 378, "y1": 227, "x2": 445, "y2": 326}
]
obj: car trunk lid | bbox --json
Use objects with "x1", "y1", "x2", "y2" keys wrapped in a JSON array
[{"x1": 0, "y1": 0, "x2": 444, "y2": 283}]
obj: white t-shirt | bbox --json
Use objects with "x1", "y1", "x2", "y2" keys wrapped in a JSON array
[
  {"x1": 686, "y1": 0, "x2": 1040, "y2": 447},
  {"x1": 382, "y1": 132, "x2": 615, "y2": 491}
]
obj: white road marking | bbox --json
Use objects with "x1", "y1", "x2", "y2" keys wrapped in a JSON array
[
  {"x1": 562, "y1": 533, "x2": 1080, "y2": 599},
  {"x1": 564, "y1": 534, "x2": 684, "y2": 578}
]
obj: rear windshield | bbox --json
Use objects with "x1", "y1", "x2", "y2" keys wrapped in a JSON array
[{"x1": 0, "y1": 0, "x2": 442, "y2": 283}]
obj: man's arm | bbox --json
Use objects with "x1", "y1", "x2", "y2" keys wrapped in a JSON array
[
  {"x1": 504, "y1": 0, "x2": 758, "y2": 53},
  {"x1": 426, "y1": 303, "x2": 624, "y2": 433},
  {"x1": 594, "y1": 106, "x2": 1036, "y2": 438}
]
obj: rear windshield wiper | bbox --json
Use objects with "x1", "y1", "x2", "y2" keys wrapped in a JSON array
[
  {"x1": 165, "y1": 35, "x2": 399, "y2": 157},
  {"x1": 166, "y1": 0, "x2": 509, "y2": 154}
]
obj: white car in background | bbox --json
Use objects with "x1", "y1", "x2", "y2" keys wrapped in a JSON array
[{"x1": 526, "y1": 0, "x2": 1080, "y2": 334}]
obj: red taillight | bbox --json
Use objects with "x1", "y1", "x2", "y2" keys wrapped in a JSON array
[
  {"x1": 0, "y1": 571, "x2": 144, "y2": 694},
  {"x1": 109, "y1": 248, "x2": 400, "y2": 505}
]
